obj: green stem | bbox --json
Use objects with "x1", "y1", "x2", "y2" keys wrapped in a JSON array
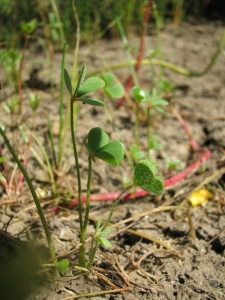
[
  {"x1": 58, "y1": 42, "x2": 67, "y2": 170},
  {"x1": 134, "y1": 102, "x2": 140, "y2": 147},
  {"x1": 147, "y1": 107, "x2": 151, "y2": 160},
  {"x1": 116, "y1": 17, "x2": 139, "y2": 86},
  {"x1": 80, "y1": 155, "x2": 92, "y2": 268},
  {"x1": 49, "y1": 0, "x2": 65, "y2": 47},
  {"x1": 0, "y1": 127, "x2": 56, "y2": 265},
  {"x1": 102, "y1": 184, "x2": 134, "y2": 232},
  {"x1": 70, "y1": 99, "x2": 83, "y2": 264}
]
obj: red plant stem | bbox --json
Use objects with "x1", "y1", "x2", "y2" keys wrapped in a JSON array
[
  {"x1": 67, "y1": 148, "x2": 211, "y2": 207},
  {"x1": 172, "y1": 107, "x2": 202, "y2": 152},
  {"x1": 116, "y1": 0, "x2": 152, "y2": 107}
]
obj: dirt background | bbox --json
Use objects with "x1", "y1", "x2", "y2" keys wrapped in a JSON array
[{"x1": 0, "y1": 21, "x2": 225, "y2": 299}]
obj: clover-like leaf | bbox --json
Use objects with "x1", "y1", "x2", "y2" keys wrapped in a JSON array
[
  {"x1": 101, "y1": 73, "x2": 124, "y2": 99},
  {"x1": 105, "y1": 84, "x2": 124, "y2": 99},
  {"x1": 80, "y1": 98, "x2": 104, "y2": 106},
  {"x1": 95, "y1": 141, "x2": 124, "y2": 166},
  {"x1": 87, "y1": 127, "x2": 109, "y2": 152},
  {"x1": 133, "y1": 160, "x2": 163, "y2": 196},
  {"x1": 132, "y1": 86, "x2": 147, "y2": 101},
  {"x1": 76, "y1": 77, "x2": 105, "y2": 98},
  {"x1": 145, "y1": 176, "x2": 164, "y2": 196},
  {"x1": 64, "y1": 69, "x2": 73, "y2": 96},
  {"x1": 101, "y1": 73, "x2": 114, "y2": 86},
  {"x1": 56, "y1": 259, "x2": 69, "y2": 273}
]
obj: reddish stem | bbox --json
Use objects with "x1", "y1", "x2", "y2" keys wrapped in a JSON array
[
  {"x1": 116, "y1": 0, "x2": 152, "y2": 107},
  {"x1": 67, "y1": 148, "x2": 211, "y2": 207}
]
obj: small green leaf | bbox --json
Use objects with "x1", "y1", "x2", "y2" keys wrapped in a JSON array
[
  {"x1": 101, "y1": 73, "x2": 124, "y2": 99},
  {"x1": 21, "y1": 19, "x2": 37, "y2": 34},
  {"x1": 95, "y1": 141, "x2": 124, "y2": 166},
  {"x1": 96, "y1": 236, "x2": 112, "y2": 248},
  {"x1": 57, "y1": 259, "x2": 69, "y2": 273},
  {"x1": 64, "y1": 69, "x2": 73, "y2": 95},
  {"x1": 129, "y1": 144, "x2": 144, "y2": 161},
  {"x1": 76, "y1": 77, "x2": 105, "y2": 97},
  {"x1": 105, "y1": 84, "x2": 124, "y2": 99},
  {"x1": 97, "y1": 228, "x2": 112, "y2": 237},
  {"x1": 132, "y1": 86, "x2": 146, "y2": 101},
  {"x1": 80, "y1": 98, "x2": 104, "y2": 106},
  {"x1": 133, "y1": 160, "x2": 164, "y2": 196},
  {"x1": 133, "y1": 160, "x2": 156, "y2": 187},
  {"x1": 146, "y1": 176, "x2": 164, "y2": 196},
  {"x1": 87, "y1": 127, "x2": 109, "y2": 152},
  {"x1": 101, "y1": 73, "x2": 114, "y2": 86},
  {"x1": 74, "y1": 64, "x2": 87, "y2": 96},
  {"x1": 95, "y1": 219, "x2": 102, "y2": 234},
  {"x1": 0, "y1": 156, "x2": 6, "y2": 163}
]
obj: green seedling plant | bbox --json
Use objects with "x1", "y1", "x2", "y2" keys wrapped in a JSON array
[
  {"x1": 164, "y1": 156, "x2": 181, "y2": 173},
  {"x1": 132, "y1": 86, "x2": 168, "y2": 160},
  {"x1": 100, "y1": 72, "x2": 124, "y2": 130},
  {"x1": 64, "y1": 64, "x2": 164, "y2": 270},
  {"x1": 64, "y1": 64, "x2": 123, "y2": 267}
]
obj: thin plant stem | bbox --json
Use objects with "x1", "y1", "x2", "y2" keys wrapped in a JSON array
[
  {"x1": 58, "y1": 42, "x2": 67, "y2": 170},
  {"x1": 49, "y1": 0, "x2": 65, "y2": 47},
  {"x1": 0, "y1": 127, "x2": 57, "y2": 265},
  {"x1": 80, "y1": 155, "x2": 92, "y2": 268},
  {"x1": 134, "y1": 102, "x2": 140, "y2": 147},
  {"x1": 72, "y1": 0, "x2": 80, "y2": 86},
  {"x1": 147, "y1": 107, "x2": 151, "y2": 160},
  {"x1": 102, "y1": 184, "x2": 134, "y2": 232},
  {"x1": 70, "y1": 97, "x2": 83, "y2": 237},
  {"x1": 88, "y1": 185, "x2": 133, "y2": 269},
  {"x1": 116, "y1": 18, "x2": 139, "y2": 86},
  {"x1": 47, "y1": 117, "x2": 57, "y2": 169},
  {"x1": 29, "y1": 130, "x2": 56, "y2": 194}
]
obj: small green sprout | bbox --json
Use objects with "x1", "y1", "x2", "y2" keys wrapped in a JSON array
[
  {"x1": 164, "y1": 157, "x2": 181, "y2": 172},
  {"x1": 100, "y1": 73, "x2": 124, "y2": 99},
  {"x1": 20, "y1": 19, "x2": 37, "y2": 34},
  {"x1": 64, "y1": 65, "x2": 105, "y2": 106},
  {"x1": 29, "y1": 93, "x2": 40, "y2": 111}
]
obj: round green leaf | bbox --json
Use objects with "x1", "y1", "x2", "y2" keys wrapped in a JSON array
[
  {"x1": 77, "y1": 77, "x2": 105, "y2": 97},
  {"x1": 101, "y1": 73, "x2": 114, "y2": 87},
  {"x1": 146, "y1": 176, "x2": 164, "y2": 196},
  {"x1": 105, "y1": 84, "x2": 124, "y2": 99},
  {"x1": 132, "y1": 86, "x2": 146, "y2": 101},
  {"x1": 95, "y1": 141, "x2": 124, "y2": 165},
  {"x1": 87, "y1": 127, "x2": 109, "y2": 152},
  {"x1": 80, "y1": 98, "x2": 104, "y2": 106},
  {"x1": 133, "y1": 160, "x2": 164, "y2": 196},
  {"x1": 133, "y1": 160, "x2": 156, "y2": 187},
  {"x1": 57, "y1": 259, "x2": 69, "y2": 273}
]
